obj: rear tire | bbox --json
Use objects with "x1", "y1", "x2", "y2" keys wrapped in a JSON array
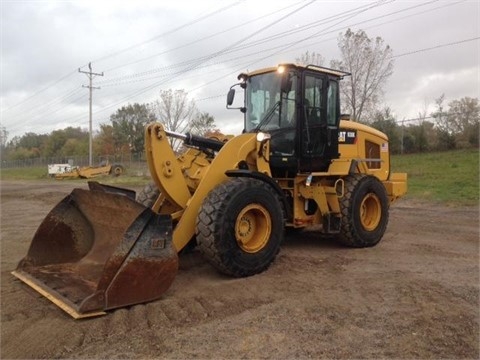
[
  {"x1": 196, "y1": 177, "x2": 284, "y2": 277},
  {"x1": 338, "y1": 174, "x2": 389, "y2": 248},
  {"x1": 110, "y1": 164, "x2": 124, "y2": 177}
]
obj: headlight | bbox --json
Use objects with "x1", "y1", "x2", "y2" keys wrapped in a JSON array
[{"x1": 256, "y1": 132, "x2": 271, "y2": 142}]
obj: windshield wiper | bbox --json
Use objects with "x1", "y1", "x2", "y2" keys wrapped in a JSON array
[{"x1": 255, "y1": 101, "x2": 280, "y2": 132}]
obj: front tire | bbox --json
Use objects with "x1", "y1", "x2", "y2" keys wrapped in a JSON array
[
  {"x1": 196, "y1": 177, "x2": 284, "y2": 277},
  {"x1": 136, "y1": 182, "x2": 159, "y2": 208},
  {"x1": 338, "y1": 174, "x2": 389, "y2": 248}
]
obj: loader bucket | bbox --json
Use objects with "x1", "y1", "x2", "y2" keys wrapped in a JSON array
[{"x1": 12, "y1": 187, "x2": 178, "y2": 319}]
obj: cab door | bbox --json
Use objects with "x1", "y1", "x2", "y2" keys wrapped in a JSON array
[{"x1": 299, "y1": 71, "x2": 340, "y2": 172}]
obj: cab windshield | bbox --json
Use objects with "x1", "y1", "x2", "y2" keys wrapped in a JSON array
[{"x1": 245, "y1": 70, "x2": 296, "y2": 132}]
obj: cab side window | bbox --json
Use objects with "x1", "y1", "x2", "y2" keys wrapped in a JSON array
[
  {"x1": 304, "y1": 76, "x2": 323, "y2": 124},
  {"x1": 327, "y1": 80, "x2": 338, "y2": 126}
]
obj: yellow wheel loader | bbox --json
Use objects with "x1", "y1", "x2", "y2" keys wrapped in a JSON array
[
  {"x1": 12, "y1": 64, "x2": 407, "y2": 318},
  {"x1": 54, "y1": 163, "x2": 124, "y2": 179}
]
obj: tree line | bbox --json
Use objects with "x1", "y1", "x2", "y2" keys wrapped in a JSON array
[
  {"x1": 371, "y1": 96, "x2": 479, "y2": 154},
  {"x1": 1, "y1": 89, "x2": 217, "y2": 162}
]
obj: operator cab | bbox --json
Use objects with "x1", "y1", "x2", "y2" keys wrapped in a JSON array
[{"x1": 227, "y1": 64, "x2": 349, "y2": 177}]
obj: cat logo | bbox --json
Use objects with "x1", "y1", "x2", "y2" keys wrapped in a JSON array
[{"x1": 338, "y1": 130, "x2": 357, "y2": 144}]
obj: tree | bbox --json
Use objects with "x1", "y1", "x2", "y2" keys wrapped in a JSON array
[
  {"x1": 431, "y1": 94, "x2": 456, "y2": 150},
  {"x1": 371, "y1": 107, "x2": 401, "y2": 154},
  {"x1": 331, "y1": 29, "x2": 394, "y2": 123},
  {"x1": 96, "y1": 124, "x2": 117, "y2": 156},
  {"x1": 43, "y1": 130, "x2": 67, "y2": 157},
  {"x1": 431, "y1": 95, "x2": 449, "y2": 132},
  {"x1": 43, "y1": 127, "x2": 88, "y2": 157},
  {"x1": 295, "y1": 51, "x2": 324, "y2": 66},
  {"x1": 188, "y1": 112, "x2": 217, "y2": 136},
  {"x1": 109, "y1": 103, "x2": 156, "y2": 154},
  {"x1": 152, "y1": 89, "x2": 197, "y2": 150},
  {"x1": 447, "y1": 97, "x2": 479, "y2": 147},
  {"x1": 13, "y1": 132, "x2": 47, "y2": 150},
  {"x1": 0, "y1": 124, "x2": 7, "y2": 149},
  {"x1": 60, "y1": 138, "x2": 88, "y2": 157}
]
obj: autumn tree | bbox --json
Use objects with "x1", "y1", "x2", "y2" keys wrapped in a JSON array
[
  {"x1": 152, "y1": 89, "x2": 197, "y2": 150},
  {"x1": 109, "y1": 103, "x2": 156, "y2": 155},
  {"x1": 96, "y1": 124, "x2": 116, "y2": 156},
  {"x1": 331, "y1": 29, "x2": 394, "y2": 123}
]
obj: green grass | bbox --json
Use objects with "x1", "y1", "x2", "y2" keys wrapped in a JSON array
[
  {"x1": 2, "y1": 149, "x2": 479, "y2": 205},
  {"x1": 391, "y1": 149, "x2": 479, "y2": 206},
  {"x1": 0, "y1": 166, "x2": 150, "y2": 187},
  {"x1": 0, "y1": 167, "x2": 50, "y2": 180}
]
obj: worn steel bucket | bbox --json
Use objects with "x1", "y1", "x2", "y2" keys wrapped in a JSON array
[{"x1": 12, "y1": 184, "x2": 178, "y2": 319}]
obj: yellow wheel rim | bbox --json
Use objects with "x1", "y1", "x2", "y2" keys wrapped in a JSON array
[
  {"x1": 235, "y1": 204, "x2": 271, "y2": 253},
  {"x1": 360, "y1": 193, "x2": 381, "y2": 231}
]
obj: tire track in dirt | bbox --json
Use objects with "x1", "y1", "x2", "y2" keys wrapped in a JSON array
[{"x1": 2, "y1": 182, "x2": 478, "y2": 359}]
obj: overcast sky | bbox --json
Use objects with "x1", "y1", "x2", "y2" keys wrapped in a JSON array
[{"x1": 1, "y1": 0, "x2": 479, "y2": 140}]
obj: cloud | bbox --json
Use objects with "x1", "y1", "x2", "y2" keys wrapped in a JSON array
[{"x1": 1, "y1": 0, "x2": 479, "y2": 140}]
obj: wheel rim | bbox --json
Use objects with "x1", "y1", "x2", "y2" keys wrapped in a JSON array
[
  {"x1": 235, "y1": 204, "x2": 271, "y2": 253},
  {"x1": 360, "y1": 193, "x2": 382, "y2": 231}
]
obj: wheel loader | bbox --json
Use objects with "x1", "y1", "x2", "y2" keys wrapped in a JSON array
[
  {"x1": 12, "y1": 64, "x2": 407, "y2": 318},
  {"x1": 54, "y1": 162, "x2": 124, "y2": 179}
]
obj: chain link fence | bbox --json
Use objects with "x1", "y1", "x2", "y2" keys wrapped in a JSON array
[{"x1": 1, "y1": 152, "x2": 149, "y2": 176}]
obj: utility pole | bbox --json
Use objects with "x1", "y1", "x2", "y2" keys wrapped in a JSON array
[
  {"x1": 401, "y1": 119, "x2": 404, "y2": 155},
  {"x1": 79, "y1": 62, "x2": 103, "y2": 166}
]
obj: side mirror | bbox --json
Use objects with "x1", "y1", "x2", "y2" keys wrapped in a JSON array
[{"x1": 226, "y1": 88, "x2": 235, "y2": 106}]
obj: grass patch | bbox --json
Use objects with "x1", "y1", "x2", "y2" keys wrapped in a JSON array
[
  {"x1": 2, "y1": 149, "x2": 478, "y2": 206},
  {"x1": 0, "y1": 166, "x2": 150, "y2": 187},
  {"x1": 0, "y1": 167, "x2": 50, "y2": 180},
  {"x1": 391, "y1": 149, "x2": 479, "y2": 206}
]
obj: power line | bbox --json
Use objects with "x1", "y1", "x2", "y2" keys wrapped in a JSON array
[
  {"x1": 0, "y1": 0, "x2": 435, "y2": 120},
  {"x1": 187, "y1": 0, "x2": 390, "y2": 96},
  {"x1": 1, "y1": 70, "x2": 77, "y2": 113},
  {"x1": 100, "y1": 0, "x2": 446, "y2": 90},
  {"x1": 58, "y1": 0, "x2": 317, "y2": 126},
  {"x1": 5, "y1": 0, "x2": 475, "y2": 137},
  {"x1": 92, "y1": 1, "x2": 244, "y2": 66},
  {"x1": 90, "y1": 0, "x2": 390, "y2": 92},
  {"x1": 1, "y1": 2, "x2": 244, "y2": 120},
  {"x1": 102, "y1": 0, "x2": 308, "y2": 74},
  {"x1": 393, "y1": 37, "x2": 480, "y2": 58},
  {"x1": 4, "y1": 0, "x2": 447, "y2": 123},
  {"x1": 100, "y1": 0, "x2": 392, "y2": 84}
]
